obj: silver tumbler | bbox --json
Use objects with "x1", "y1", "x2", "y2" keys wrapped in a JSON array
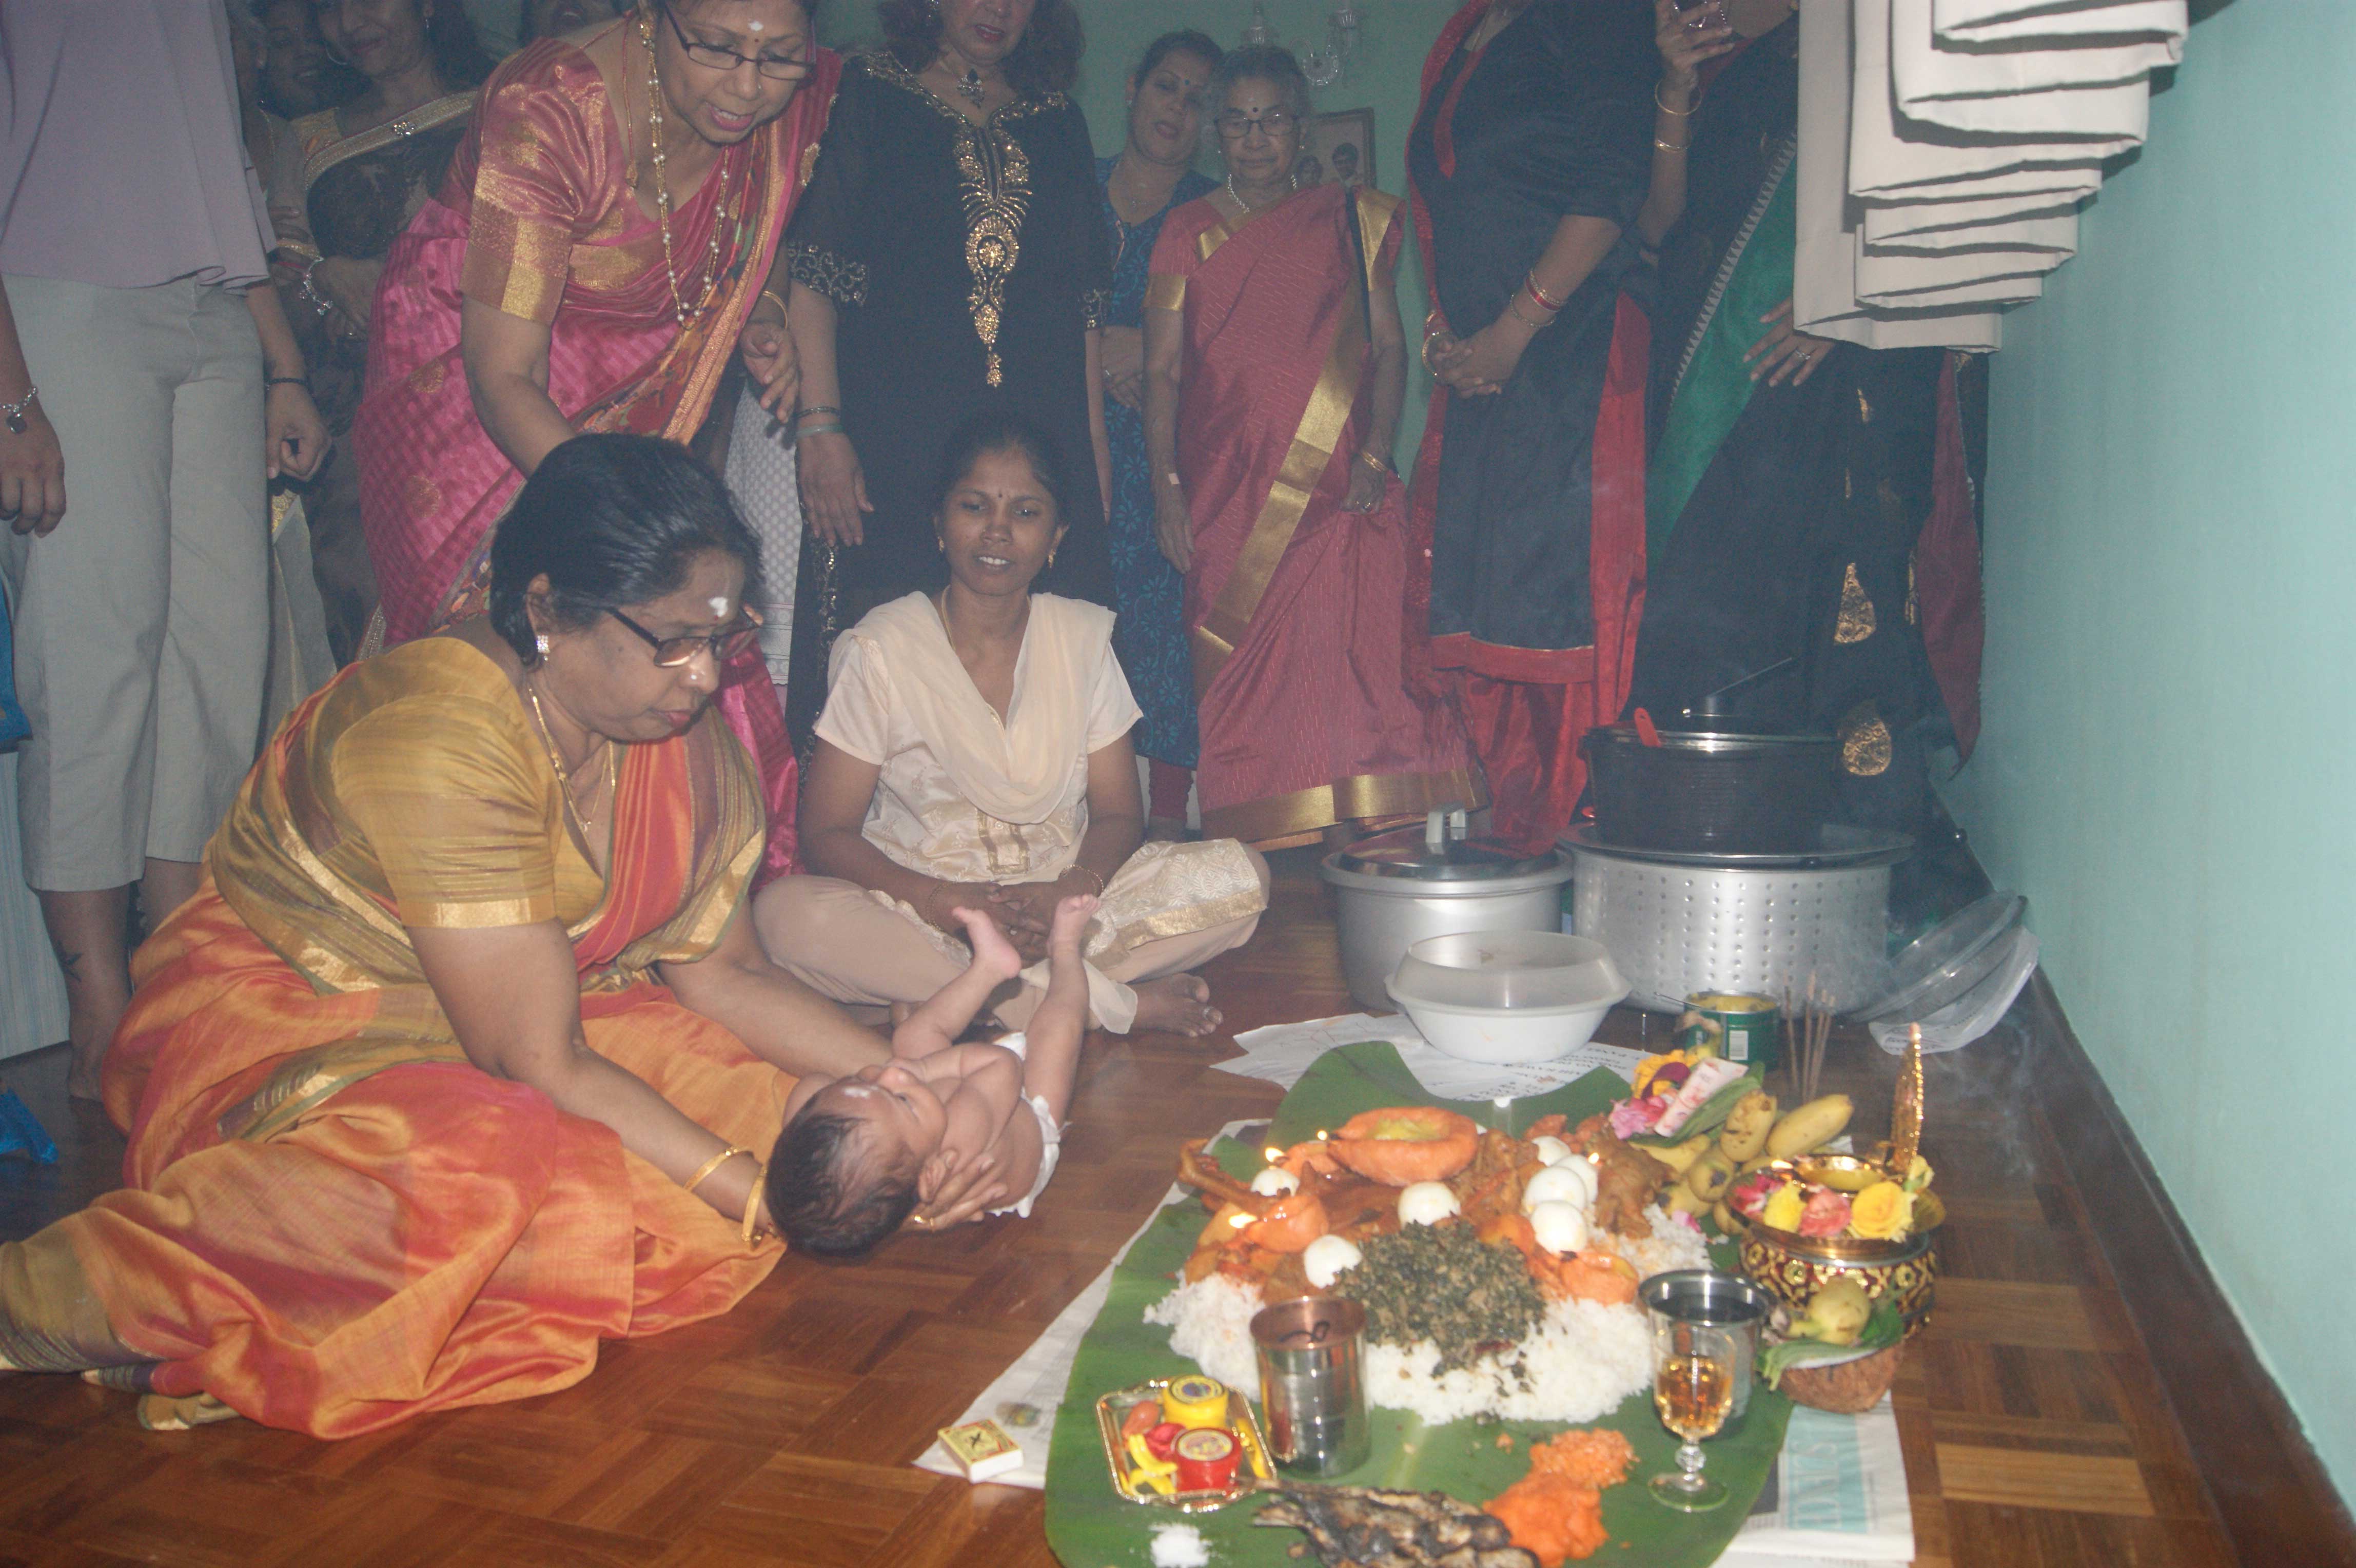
[
  {"x1": 1640, "y1": 1269, "x2": 1774, "y2": 1418},
  {"x1": 1250, "y1": 1296, "x2": 1371, "y2": 1476}
]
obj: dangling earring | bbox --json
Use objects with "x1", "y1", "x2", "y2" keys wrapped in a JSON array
[
  {"x1": 935, "y1": 537, "x2": 946, "y2": 553},
  {"x1": 535, "y1": 632, "x2": 551, "y2": 660},
  {"x1": 1047, "y1": 549, "x2": 1058, "y2": 568}
]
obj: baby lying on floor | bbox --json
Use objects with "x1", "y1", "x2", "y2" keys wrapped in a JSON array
[{"x1": 764, "y1": 894, "x2": 1094, "y2": 1257}]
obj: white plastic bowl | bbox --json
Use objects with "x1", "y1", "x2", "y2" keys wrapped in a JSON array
[{"x1": 1385, "y1": 931, "x2": 1631, "y2": 1065}]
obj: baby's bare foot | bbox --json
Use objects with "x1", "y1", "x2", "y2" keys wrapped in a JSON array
[
  {"x1": 1131, "y1": 973, "x2": 1223, "y2": 1038},
  {"x1": 949, "y1": 906, "x2": 1026, "y2": 982},
  {"x1": 1048, "y1": 893, "x2": 1098, "y2": 954}
]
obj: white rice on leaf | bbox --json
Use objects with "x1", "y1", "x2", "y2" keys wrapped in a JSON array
[
  {"x1": 1144, "y1": 1204, "x2": 1718, "y2": 1424},
  {"x1": 1612, "y1": 1204, "x2": 1713, "y2": 1282},
  {"x1": 1144, "y1": 1272, "x2": 1265, "y2": 1396},
  {"x1": 1362, "y1": 1296, "x2": 1653, "y2": 1426}
]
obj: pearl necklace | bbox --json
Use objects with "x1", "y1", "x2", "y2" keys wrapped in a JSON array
[
  {"x1": 1225, "y1": 171, "x2": 1298, "y2": 214},
  {"x1": 641, "y1": 12, "x2": 732, "y2": 327}
]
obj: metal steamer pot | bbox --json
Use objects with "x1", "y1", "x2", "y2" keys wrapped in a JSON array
[
  {"x1": 1583, "y1": 726, "x2": 1839, "y2": 855},
  {"x1": 1319, "y1": 810, "x2": 1574, "y2": 1013},
  {"x1": 1561, "y1": 825, "x2": 1913, "y2": 1013}
]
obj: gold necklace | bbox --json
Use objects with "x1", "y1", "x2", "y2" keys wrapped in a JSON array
[
  {"x1": 525, "y1": 678, "x2": 615, "y2": 844},
  {"x1": 641, "y1": 12, "x2": 730, "y2": 326}
]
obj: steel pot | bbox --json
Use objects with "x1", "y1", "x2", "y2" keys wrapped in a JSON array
[
  {"x1": 1583, "y1": 726, "x2": 1838, "y2": 855},
  {"x1": 1564, "y1": 828, "x2": 1911, "y2": 1013},
  {"x1": 1319, "y1": 809, "x2": 1574, "y2": 1012}
]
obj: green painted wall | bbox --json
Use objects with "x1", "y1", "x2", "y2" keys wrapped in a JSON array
[
  {"x1": 816, "y1": 0, "x2": 1466, "y2": 469},
  {"x1": 1942, "y1": 0, "x2": 2356, "y2": 1497}
]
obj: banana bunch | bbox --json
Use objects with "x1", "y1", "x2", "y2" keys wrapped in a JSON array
[{"x1": 1648, "y1": 1091, "x2": 1855, "y2": 1230}]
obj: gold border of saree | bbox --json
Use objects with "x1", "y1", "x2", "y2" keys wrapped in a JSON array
[
  {"x1": 1201, "y1": 766, "x2": 1485, "y2": 848},
  {"x1": 1189, "y1": 189, "x2": 1401, "y2": 701}
]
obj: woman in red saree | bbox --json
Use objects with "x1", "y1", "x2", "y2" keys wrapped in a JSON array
[
  {"x1": 0, "y1": 439, "x2": 924, "y2": 1437},
  {"x1": 1141, "y1": 48, "x2": 1478, "y2": 848},
  {"x1": 356, "y1": 1, "x2": 838, "y2": 881}
]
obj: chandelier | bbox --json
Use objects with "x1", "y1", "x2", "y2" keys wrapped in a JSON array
[{"x1": 1243, "y1": 1, "x2": 1363, "y2": 88}]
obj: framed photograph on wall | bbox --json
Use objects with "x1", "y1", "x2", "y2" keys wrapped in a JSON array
[{"x1": 1296, "y1": 108, "x2": 1374, "y2": 192}]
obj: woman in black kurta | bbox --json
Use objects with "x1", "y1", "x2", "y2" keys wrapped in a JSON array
[
  {"x1": 1627, "y1": 8, "x2": 1968, "y2": 842},
  {"x1": 1404, "y1": 0, "x2": 1655, "y2": 851},
  {"x1": 782, "y1": 9, "x2": 1112, "y2": 733}
]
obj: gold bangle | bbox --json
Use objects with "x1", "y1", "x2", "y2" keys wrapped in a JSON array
[
  {"x1": 1356, "y1": 449, "x2": 1391, "y2": 476},
  {"x1": 1065, "y1": 864, "x2": 1107, "y2": 896},
  {"x1": 758, "y1": 287, "x2": 788, "y2": 319},
  {"x1": 1656, "y1": 137, "x2": 1692, "y2": 153},
  {"x1": 1656, "y1": 83, "x2": 1699, "y2": 116},
  {"x1": 743, "y1": 1158, "x2": 772, "y2": 1245},
  {"x1": 686, "y1": 1146, "x2": 754, "y2": 1197}
]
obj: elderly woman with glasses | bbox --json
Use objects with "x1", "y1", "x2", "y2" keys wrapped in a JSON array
[
  {"x1": 355, "y1": 0, "x2": 835, "y2": 884},
  {"x1": 1140, "y1": 46, "x2": 1478, "y2": 850},
  {"x1": 0, "y1": 437, "x2": 911, "y2": 1438}
]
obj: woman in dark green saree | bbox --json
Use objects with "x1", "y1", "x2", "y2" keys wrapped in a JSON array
[{"x1": 1626, "y1": 0, "x2": 1978, "y2": 840}]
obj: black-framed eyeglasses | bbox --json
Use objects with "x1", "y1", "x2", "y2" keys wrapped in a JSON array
[
  {"x1": 610, "y1": 606, "x2": 764, "y2": 667},
  {"x1": 1215, "y1": 109, "x2": 1296, "y2": 141},
  {"x1": 658, "y1": 3, "x2": 812, "y2": 81}
]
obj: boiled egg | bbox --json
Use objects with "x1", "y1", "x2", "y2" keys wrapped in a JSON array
[
  {"x1": 1521, "y1": 1163, "x2": 1592, "y2": 1213},
  {"x1": 1249, "y1": 1166, "x2": 1301, "y2": 1198},
  {"x1": 1302, "y1": 1233, "x2": 1364, "y2": 1289},
  {"x1": 1529, "y1": 1135, "x2": 1573, "y2": 1168},
  {"x1": 1528, "y1": 1200, "x2": 1589, "y2": 1257},
  {"x1": 1396, "y1": 1182, "x2": 1461, "y2": 1226}
]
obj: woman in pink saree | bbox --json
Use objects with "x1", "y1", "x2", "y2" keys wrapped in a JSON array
[
  {"x1": 1142, "y1": 48, "x2": 1478, "y2": 848},
  {"x1": 357, "y1": 2, "x2": 836, "y2": 880}
]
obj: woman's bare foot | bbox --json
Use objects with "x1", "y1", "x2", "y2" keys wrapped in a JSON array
[
  {"x1": 1130, "y1": 973, "x2": 1223, "y2": 1037},
  {"x1": 947, "y1": 906, "x2": 1027, "y2": 984}
]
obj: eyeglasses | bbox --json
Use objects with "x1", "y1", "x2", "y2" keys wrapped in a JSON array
[
  {"x1": 658, "y1": 4, "x2": 812, "y2": 81},
  {"x1": 609, "y1": 606, "x2": 764, "y2": 667},
  {"x1": 1215, "y1": 109, "x2": 1296, "y2": 141}
]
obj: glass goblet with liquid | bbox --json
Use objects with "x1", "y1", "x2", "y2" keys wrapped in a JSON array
[{"x1": 1650, "y1": 1319, "x2": 1737, "y2": 1511}]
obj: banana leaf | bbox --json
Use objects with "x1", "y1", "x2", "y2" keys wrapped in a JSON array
[
  {"x1": 1043, "y1": 1041, "x2": 1790, "y2": 1566},
  {"x1": 1759, "y1": 1301, "x2": 1905, "y2": 1389}
]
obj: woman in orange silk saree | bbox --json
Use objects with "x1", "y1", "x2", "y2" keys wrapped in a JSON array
[
  {"x1": 0, "y1": 632, "x2": 858, "y2": 1437},
  {"x1": 1145, "y1": 152, "x2": 1479, "y2": 848},
  {"x1": 355, "y1": 22, "x2": 841, "y2": 883}
]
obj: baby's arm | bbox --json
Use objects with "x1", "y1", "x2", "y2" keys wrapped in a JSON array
[{"x1": 1018, "y1": 894, "x2": 1097, "y2": 1125}]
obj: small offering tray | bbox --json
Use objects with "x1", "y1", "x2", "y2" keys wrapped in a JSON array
[{"x1": 1094, "y1": 1378, "x2": 1275, "y2": 1512}]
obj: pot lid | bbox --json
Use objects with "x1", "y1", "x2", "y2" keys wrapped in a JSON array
[
  {"x1": 1849, "y1": 891, "x2": 2027, "y2": 1023},
  {"x1": 1330, "y1": 810, "x2": 1558, "y2": 881},
  {"x1": 1558, "y1": 822, "x2": 1915, "y2": 870}
]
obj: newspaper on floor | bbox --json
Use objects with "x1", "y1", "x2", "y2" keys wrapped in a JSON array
[{"x1": 1213, "y1": 1011, "x2": 1651, "y2": 1101}]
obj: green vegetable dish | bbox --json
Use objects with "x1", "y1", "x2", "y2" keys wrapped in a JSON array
[{"x1": 1346, "y1": 1224, "x2": 1546, "y2": 1375}]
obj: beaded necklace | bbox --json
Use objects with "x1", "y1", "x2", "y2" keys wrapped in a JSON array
[{"x1": 640, "y1": 11, "x2": 734, "y2": 326}]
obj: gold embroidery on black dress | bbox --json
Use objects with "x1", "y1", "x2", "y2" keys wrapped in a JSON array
[
  {"x1": 1838, "y1": 701, "x2": 1892, "y2": 777},
  {"x1": 1836, "y1": 562, "x2": 1876, "y2": 644},
  {"x1": 786, "y1": 244, "x2": 868, "y2": 307},
  {"x1": 868, "y1": 54, "x2": 1066, "y2": 388}
]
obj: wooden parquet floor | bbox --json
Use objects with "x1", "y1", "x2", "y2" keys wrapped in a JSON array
[{"x1": 0, "y1": 850, "x2": 2259, "y2": 1566}]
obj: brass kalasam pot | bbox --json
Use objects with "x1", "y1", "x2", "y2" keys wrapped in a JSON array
[
  {"x1": 1735, "y1": 1159, "x2": 1941, "y2": 1335},
  {"x1": 1738, "y1": 1224, "x2": 1939, "y2": 1336}
]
